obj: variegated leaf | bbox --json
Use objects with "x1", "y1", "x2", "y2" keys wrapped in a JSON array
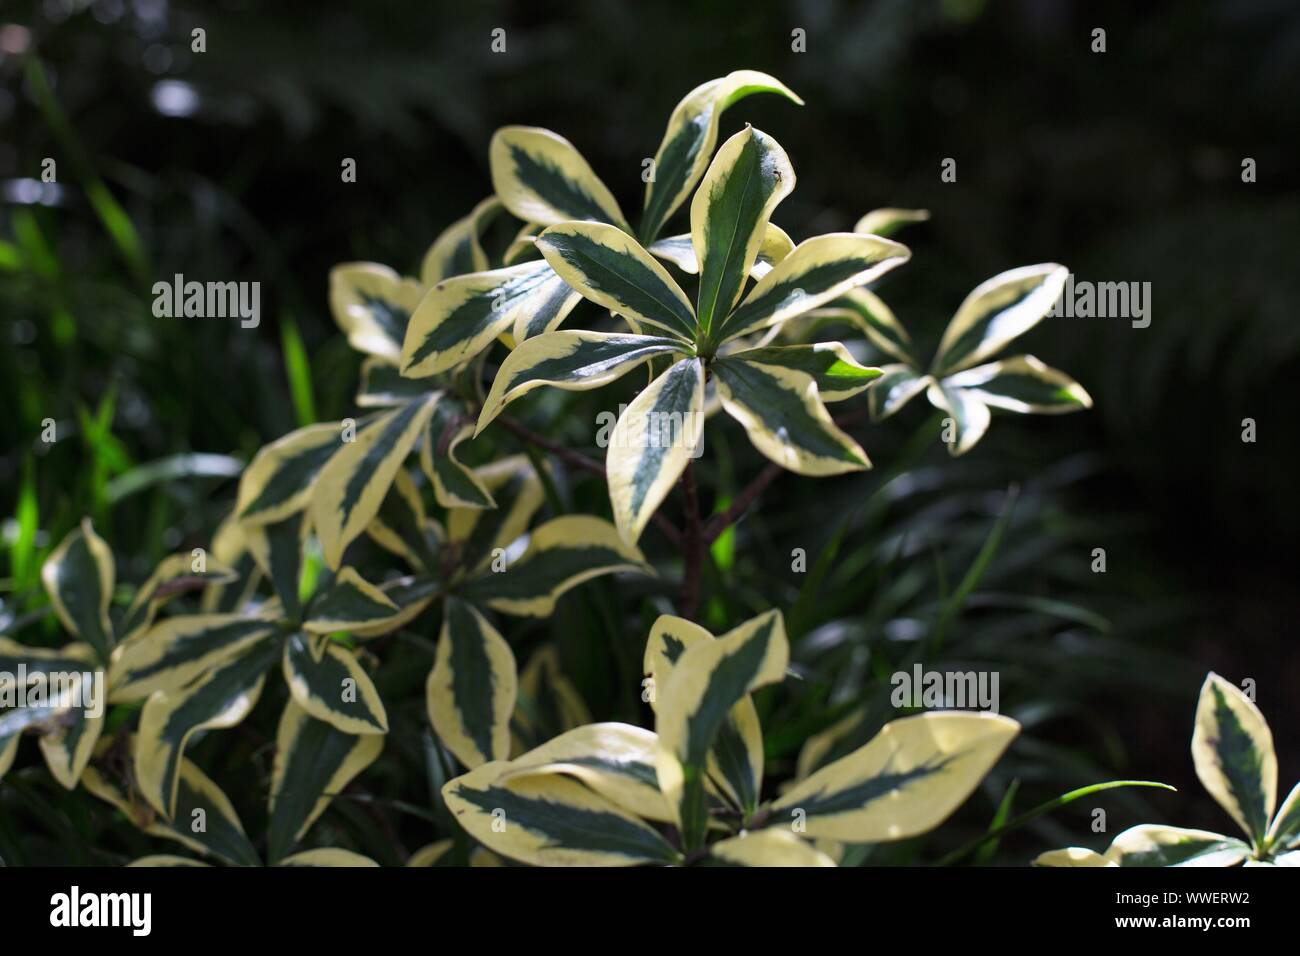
[
  {"x1": 427, "y1": 598, "x2": 516, "y2": 769},
  {"x1": 504, "y1": 722, "x2": 672, "y2": 822},
  {"x1": 347, "y1": 574, "x2": 439, "y2": 639},
  {"x1": 311, "y1": 394, "x2": 439, "y2": 569},
  {"x1": 607, "y1": 357, "x2": 705, "y2": 544},
  {"x1": 421, "y1": 403, "x2": 495, "y2": 510},
  {"x1": 83, "y1": 747, "x2": 261, "y2": 866},
  {"x1": 278, "y1": 848, "x2": 379, "y2": 867},
  {"x1": 1105, "y1": 824, "x2": 1251, "y2": 867},
  {"x1": 116, "y1": 551, "x2": 238, "y2": 642},
  {"x1": 401, "y1": 261, "x2": 580, "y2": 377},
  {"x1": 459, "y1": 515, "x2": 650, "y2": 618},
  {"x1": 926, "y1": 381, "x2": 992, "y2": 457},
  {"x1": 476, "y1": 330, "x2": 691, "y2": 437},
  {"x1": 135, "y1": 635, "x2": 282, "y2": 816},
  {"x1": 235, "y1": 423, "x2": 342, "y2": 526},
  {"x1": 944, "y1": 354, "x2": 1093, "y2": 414},
  {"x1": 716, "y1": 233, "x2": 911, "y2": 344},
  {"x1": 642, "y1": 614, "x2": 767, "y2": 817},
  {"x1": 109, "y1": 613, "x2": 278, "y2": 703},
  {"x1": 691, "y1": 127, "x2": 794, "y2": 334},
  {"x1": 268, "y1": 700, "x2": 383, "y2": 862},
  {"x1": 420, "y1": 196, "x2": 501, "y2": 286},
  {"x1": 932, "y1": 264, "x2": 1068, "y2": 376},
  {"x1": 443, "y1": 761, "x2": 681, "y2": 866},
  {"x1": 1192, "y1": 672, "x2": 1277, "y2": 844},
  {"x1": 356, "y1": 358, "x2": 443, "y2": 409},
  {"x1": 656, "y1": 610, "x2": 789, "y2": 849},
  {"x1": 1033, "y1": 847, "x2": 1117, "y2": 867},
  {"x1": 41, "y1": 519, "x2": 115, "y2": 660},
  {"x1": 283, "y1": 631, "x2": 387, "y2": 734},
  {"x1": 809, "y1": 287, "x2": 916, "y2": 365},
  {"x1": 1267, "y1": 782, "x2": 1300, "y2": 854},
  {"x1": 514, "y1": 645, "x2": 593, "y2": 748},
  {"x1": 713, "y1": 357, "x2": 869, "y2": 474},
  {"x1": 536, "y1": 222, "x2": 698, "y2": 340},
  {"x1": 489, "y1": 125, "x2": 629, "y2": 230},
  {"x1": 640, "y1": 70, "x2": 801, "y2": 243},
  {"x1": 769, "y1": 712, "x2": 1019, "y2": 842},
  {"x1": 729, "y1": 343, "x2": 881, "y2": 402},
  {"x1": 243, "y1": 511, "x2": 308, "y2": 621},
  {"x1": 329, "y1": 263, "x2": 423, "y2": 362},
  {"x1": 854, "y1": 207, "x2": 930, "y2": 237},
  {"x1": 709, "y1": 829, "x2": 836, "y2": 867},
  {"x1": 869, "y1": 365, "x2": 931, "y2": 422},
  {"x1": 648, "y1": 222, "x2": 793, "y2": 279},
  {"x1": 302, "y1": 566, "x2": 399, "y2": 634},
  {"x1": 366, "y1": 468, "x2": 442, "y2": 572},
  {"x1": 447, "y1": 456, "x2": 545, "y2": 574}
]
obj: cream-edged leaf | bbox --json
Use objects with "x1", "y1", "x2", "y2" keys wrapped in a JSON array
[
  {"x1": 869, "y1": 365, "x2": 931, "y2": 422},
  {"x1": 718, "y1": 233, "x2": 911, "y2": 343},
  {"x1": 41, "y1": 518, "x2": 115, "y2": 660},
  {"x1": 729, "y1": 342, "x2": 882, "y2": 402},
  {"x1": 235, "y1": 423, "x2": 342, "y2": 526},
  {"x1": 769, "y1": 712, "x2": 1019, "y2": 842},
  {"x1": 329, "y1": 263, "x2": 423, "y2": 362},
  {"x1": 302, "y1": 566, "x2": 400, "y2": 633},
  {"x1": 311, "y1": 394, "x2": 438, "y2": 569},
  {"x1": 356, "y1": 358, "x2": 443, "y2": 409},
  {"x1": 809, "y1": 287, "x2": 916, "y2": 365},
  {"x1": 1104, "y1": 824, "x2": 1252, "y2": 867},
  {"x1": 427, "y1": 598, "x2": 517, "y2": 769},
  {"x1": 607, "y1": 357, "x2": 705, "y2": 544},
  {"x1": 536, "y1": 222, "x2": 697, "y2": 340},
  {"x1": 504, "y1": 722, "x2": 672, "y2": 822},
  {"x1": 1192, "y1": 672, "x2": 1277, "y2": 844},
  {"x1": 640, "y1": 70, "x2": 801, "y2": 243},
  {"x1": 489, "y1": 125, "x2": 629, "y2": 230},
  {"x1": 109, "y1": 613, "x2": 278, "y2": 703},
  {"x1": 268, "y1": 699, "x2": 383, "y2": 862},
  {"x1": 282, "y1": 632, "x2": 388, "y2": 735},
  {"x1": 709, "y1": 829, "x2": 836, "y2": 867},
  {"x1": 641, "y1": 614, "x2": 766, "y2": 815},
  {"x1": 420, "y1": 196, "x2": 501, "y2": 286},
  {"x1": 649, "y1": 222, "x2": 793, "y2": 279},
  {"x1": 1267, "y1": 782, "x2": 1300, "y2": 854},
  {"x1": 926, "y1": 381, "x2": 992, "y2": 457},
  {"x1": 116, "y1": 551, "x2": 238, "y2": 642},
  {"x1": 854, "y1": 207, "x2": 930, "y2": 237},
  {"x1": 655, "y1": 610, "x2": 789, "y2": 849},
  {"x1": 401, "y1": 261, "x2": 580, "y2": 377},
  {"x1": 135, "y1": 635, "x2": 282, "y2": 817},
  {"x1": 477, "y1": 330, "x2": 691, "y2": 436},
  {"x1": 422, "y1": 408, "x2": 495, "y2": 510},
  {"x1": 714, "y1": 357, "x2": 869, "y2": 474},
  {"x1": 1033, "y1": 847, "x2": 1117, "y2": 867},
  {"x1": 458, "y1": 514, "x2": 650, "y2": 617},
  {"x1": 691, "y1": 127, "x2": 794, "y2": 334},
  {"x1": 932, "y1": 264, "x2": 1068, "y2": 376},
  {"x1": 443, "y1": 761, "x2": 681, "y2": 866},
  {"x1": 278, "y1": 848, "x2": 380, "y2": 867},
  {"x1": 944, "y1": 354, "x2": 1092, "y2": 414}
]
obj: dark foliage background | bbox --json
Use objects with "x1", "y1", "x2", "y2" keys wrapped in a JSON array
[{"x1": 1, "y1": 0, "x2": 1297, "y2": 863}]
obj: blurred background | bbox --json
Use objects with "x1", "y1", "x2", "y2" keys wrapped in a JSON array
[{"x1": 2, "y1": 0, "x2": 1297, "y2": 863}]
